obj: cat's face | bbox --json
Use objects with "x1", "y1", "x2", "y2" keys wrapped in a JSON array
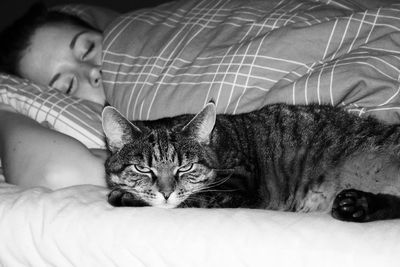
[{"x1": 102, "y1": 103, "x2": 218, "y2": 208}]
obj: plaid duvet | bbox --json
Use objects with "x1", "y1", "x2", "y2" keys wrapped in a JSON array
[{"x1": 102, "y1": 0, "x2": 400, "y2": 124}]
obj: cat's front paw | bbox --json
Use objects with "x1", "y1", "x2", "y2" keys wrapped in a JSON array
[
  {"x1": 108, "y1": 189, "x2": 148, "y2": 207},
  {"x1": 331, "y1": 189, "x2": 369, "y2": 222}
]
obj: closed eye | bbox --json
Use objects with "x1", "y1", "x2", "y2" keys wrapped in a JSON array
[
  {"x1": 186, "y1": 177, "x2": 206, "y2": 184},
  {"x1": 65, "y1": 78, "x2": 75, "y2": 95},
  {"x1": 133, "y1": 165, "x2": 152, "y2": 174},
  {"x1": 82, "y1": 43, "x2": 95, "y2": 60},
  {"x1": 178, "y1": 163, "x2": 194, "y2": 173},
  {"x1": 49, "y1": 74, "x2": 75, "y2": 95}
]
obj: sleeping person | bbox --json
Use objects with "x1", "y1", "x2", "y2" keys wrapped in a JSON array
[{"x1": 0, "y1": 3, "x2": 108, "y2": 189}]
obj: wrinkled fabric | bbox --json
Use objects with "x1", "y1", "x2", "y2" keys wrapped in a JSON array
[
  {"x1": 0, "y1": 183, "x2": 399, "y2": 267},
  {"x1": 103, "y1": 0, "x2": 400, "y2": 124}
]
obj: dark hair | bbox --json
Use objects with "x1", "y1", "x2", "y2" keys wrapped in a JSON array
[{"x1": 0, "y1": 2, "x2": 100, "y2": 76}]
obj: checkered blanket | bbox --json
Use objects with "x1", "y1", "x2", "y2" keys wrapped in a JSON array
[{"x1": 103, "y1": 0, "x2": 400, "y2": 124}]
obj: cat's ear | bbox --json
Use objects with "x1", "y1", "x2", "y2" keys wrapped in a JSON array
[
  {"x1": 102, "y1": 106, "x2": 142, "y2": 153},
  {"x1": 182, "y1": 102, "x2": 216, "y2": 144}
]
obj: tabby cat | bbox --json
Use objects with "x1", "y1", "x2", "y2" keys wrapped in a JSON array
[{"x1": 102, "y1": 102, "x2": 400, "y2": 222}]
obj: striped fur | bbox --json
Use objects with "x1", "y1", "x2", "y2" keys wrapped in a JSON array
[{"x1": 103, "y1": 103, "x2": 400, "y2": 222}]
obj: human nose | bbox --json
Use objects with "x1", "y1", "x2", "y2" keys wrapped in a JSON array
[{"x1": 87, "y1": 64, "x2": 102, "y2": 88}]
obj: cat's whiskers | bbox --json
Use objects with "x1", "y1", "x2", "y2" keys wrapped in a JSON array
[
  {"x1": 184, "y1": 195, "x2": 205, "y2": 201},
  {"x1": 181, "y1": 188, "x2": 237, "y2": 199},
  {"x1": 195, "y1": 189, "x2": 238, "y2": 193},
  {"x1": 194, "y1": 173, "x2": 234, "y2": 193}
]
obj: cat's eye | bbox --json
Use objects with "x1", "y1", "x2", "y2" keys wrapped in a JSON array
[
  {"x1": 186, "y1": 177, "x2": 202, "y2": 184},
  {"x1": 178, "y1": 164, "x2": 194, "y2": 173},
  {"x1": 133, "y1": 165, "x2": 152, "y2": 174}
]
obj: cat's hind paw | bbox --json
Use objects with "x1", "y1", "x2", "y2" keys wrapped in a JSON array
[
  {"x1": 108, "y1": 189, "x2": 148, "y2": 207},
  {"x1": 331, "y1": 189, "x2": 369, "y2": 222}
]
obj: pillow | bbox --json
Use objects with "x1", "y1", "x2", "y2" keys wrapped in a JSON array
[
  {"x1": 101, "y1": 0, "x2": 400, "y2": 124},
  {"x1": 0, "y1": 74, "x2": 105, "y2": 148},
  {"x1": 0, "y1": 4, "x2": 120, "y2": 149}
]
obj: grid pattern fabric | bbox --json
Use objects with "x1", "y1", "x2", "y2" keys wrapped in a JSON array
[
  {"x1": 0, "y1": 74, "x2": 105, "y2": 148},
  {"x1": 102, "y1": 0, "x2": 400, "y2": 124}
]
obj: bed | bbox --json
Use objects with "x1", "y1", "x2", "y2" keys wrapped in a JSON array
[{"x1": 1, "y1": 0, "x2": 400, "y2": 266}]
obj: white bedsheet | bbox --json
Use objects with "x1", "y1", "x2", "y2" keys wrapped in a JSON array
[{"x1": 0, "y1": 183, "x2": 398, "y2": 267}]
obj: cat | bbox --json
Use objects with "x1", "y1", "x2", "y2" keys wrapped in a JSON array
[{"x1": 101, "y1": 102, "x2": 400, "y2": 222}]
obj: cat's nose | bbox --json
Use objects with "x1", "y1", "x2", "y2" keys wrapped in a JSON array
[{"x1": 161, "y1": 191, "x2": 172, "y2": 200}]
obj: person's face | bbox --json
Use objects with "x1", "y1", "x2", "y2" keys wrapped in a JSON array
[{"x1": 19, "y1": 23, "x2": 106, "y2": 105}]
